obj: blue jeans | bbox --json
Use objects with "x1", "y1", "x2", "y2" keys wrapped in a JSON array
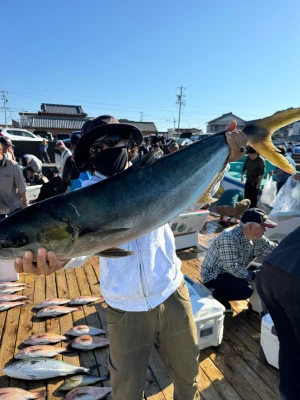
[
  {"x1": 205, "y1": 273, "x2": 254, "y2": 308},
  {"x1": 256, "y1": 263, "x2": 300, "y2": 399}
]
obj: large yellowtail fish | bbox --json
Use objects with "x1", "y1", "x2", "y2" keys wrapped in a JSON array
[{"x1": 0, "y1": 108, "x2": 299, "y2": 260}]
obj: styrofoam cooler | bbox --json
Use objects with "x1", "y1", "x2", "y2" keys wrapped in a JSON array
[
  {"x1": 184, "y1": 275, "x2": 225, "y2": 350},
  {"x1": 260, "y1": 313, "x2": 279, "y2": 369},
  {"x1": 0, "y1": 261, "x2": 19, "y2": 282},
  {"x1": 169, "y1": 209, "x2": 209, "y2": 250}
]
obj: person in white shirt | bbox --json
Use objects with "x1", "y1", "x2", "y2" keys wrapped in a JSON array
[
  {"x1": 54, "y1": 140, "x2": 72, "y2": 174},
  {"x1": 14, "y1": 115, "x2": 248, "y2": 400}
]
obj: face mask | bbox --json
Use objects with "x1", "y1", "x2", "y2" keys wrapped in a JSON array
[{"x1": 90, "y1": 146, "x2": 128, "y2": 177}]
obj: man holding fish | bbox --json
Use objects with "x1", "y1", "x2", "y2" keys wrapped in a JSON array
[{"x1": 13, "y1": 114, "x2": 249, "y2": 399}]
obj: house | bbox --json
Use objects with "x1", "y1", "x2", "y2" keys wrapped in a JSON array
[
  {"x1": 17, "y1": 106, "x2": 158, "y2": 139},
  {"x1": 19, "y1": 103, "x2": 90, "y2": 138},
  {"x1": 206, "y1": 113, "x2": 246, "y2": 133}
]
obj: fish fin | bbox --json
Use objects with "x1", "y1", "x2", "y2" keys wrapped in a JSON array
[
  {"x1": 244, "y1": 108, "x2": 300, "y2": 173},
  {"x1": 195, "y1": 172, "x2": 223, "y2": 205},
  {"x1": 95, "y1": 248, "x2": 136, "y2": 258},
  {"x1": 254, "y1": 107, "x2": 300, "y2": 134},
  {"x1": 250, "y1": 140, "x2": 296, "y2": 174}
]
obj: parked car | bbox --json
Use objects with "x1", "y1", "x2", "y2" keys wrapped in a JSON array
[
  {"x1": 33, "y1": 130, "x2": 54, "y2": 141},
  {"x1": 0, "y1": 127, "x2": 43, "y2": 141}
]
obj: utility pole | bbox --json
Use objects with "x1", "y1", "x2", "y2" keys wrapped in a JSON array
[
  {"x1": 176, "y1": 86, "x2": 185, "y2": 137},
  {"x1": 1, "y1": 90, "x2": 8, "y2": 125},
  {"x1": 173, "y1": 118, "x2": 177, "y2": 133},
  {"x1": 139, "y1": 112, "x2": 144, "y2": 122}
]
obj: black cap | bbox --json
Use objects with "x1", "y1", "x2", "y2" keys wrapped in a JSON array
[
  {"x1": 241, "y1": 208, "x2": 277, "y2": 228},
  {"x1": 0, "y1": 136, "x2": 14, "y2": 147}
]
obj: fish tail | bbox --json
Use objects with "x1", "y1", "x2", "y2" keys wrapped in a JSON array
[{"x1": 244, "y1": 107, "x2": 300, "y2": 174}]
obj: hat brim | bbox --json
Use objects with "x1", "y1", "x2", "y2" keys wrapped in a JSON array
[
  {"x1": 260, "y1": 220, "x2": 277, "y2": 228},
  {"x1": 75, "y1": 123, "x2": 143, "y2": 171}
]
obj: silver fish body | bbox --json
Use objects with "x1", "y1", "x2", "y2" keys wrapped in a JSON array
[
  {"x1": 71, "y1": 335, "x2": 110, "y2": 351},
  {"x1": 68, "y1": 296, "x2": 102, "y2": 305},
  {"x1": 64, "y1": 325, "x2": 105, "y2": 337},
  {"x1": 15, "y1": 344, "x2": 69, "y2": 359},
  {"x1": 0, "y1": 282, "x2": 29, "y2": 288},
  {"x1": 63, "y1": 386, "x2": 112, "y2": 400},
  {"x1": 0, "y1": 294, "x2": 30, "y2": 302},
  {"x1": 0, "y1": 388, "x2": 46, "y2": 399},
  {"x1": 0, "y1": 301, "x2": 27, "y2": 312},
  {"x1": 0, "y1": 287, "x2": 27, "y2": 294},
  {"x1": 35, "y1": 298, "x2": 71, "y2": 309},
  {"x1": 3, "y1": 358, "x2": 98, "y2": 380},
  {"x1": 58, "y1": 373, "x2": 110, "y2": 391},
  {"x1": 24, "y1": 333, "x2": 67, "y2": 345},
  {"x1": 36, "y1": 306, "x2": 80, "y2": 318},
  {"x1": 1, "y1": 108, "x2": 299, "y2": 261}
]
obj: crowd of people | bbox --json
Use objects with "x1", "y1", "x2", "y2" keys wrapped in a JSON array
[{"x1": 0, "y1": 118, "x2": 299, "y2": 399}]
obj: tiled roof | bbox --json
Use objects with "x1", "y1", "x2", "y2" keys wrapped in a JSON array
[
  {"x1": 40, "y1": 103, "x2": 86, "y2": 115},
  {"x1": 119, "y1": 120, "x2": 157, "y2": 133},
  {"x1": 207, "y1": 113, "x2": 246, "y2": 124},
  {"x1": 26, "y1": 117, "x2": 89, "y2": 130}
]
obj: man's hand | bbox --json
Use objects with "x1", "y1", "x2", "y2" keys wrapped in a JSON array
[
  {"x1": 14, "y1": 248, "x2": 70, "y2": 276},
  {"x1": 225, "y1": 121, "x2": 248, "y2": 162}
]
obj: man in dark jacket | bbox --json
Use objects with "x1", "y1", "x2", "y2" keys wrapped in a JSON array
[
  {"x1": 256, "y1": 226, "x2": 300, "y2": 400},
  {"x1": 31, "y1": 167, "x2": 67, "y2": 203},
  {"x1": 241, "y1": 146, "x2": 265, "y2": 207}
]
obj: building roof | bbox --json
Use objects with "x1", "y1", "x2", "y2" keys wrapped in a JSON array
[
  {"x1": 26, "y1": 117, "x2": 89, "y2": 130},
  {"x1": 207, "y1": 112, "x2": 246, "y2": 124},
  {"x1": 119, "y1": 120, "x2": 157, "y2": 133},
  {"x1": 40, "y1": 103, "x2": 86, "y2": 116}
]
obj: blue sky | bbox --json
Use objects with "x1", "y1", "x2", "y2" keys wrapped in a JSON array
[{"x1": 1, "y1": 0, "x2": 300, "y2": 132}]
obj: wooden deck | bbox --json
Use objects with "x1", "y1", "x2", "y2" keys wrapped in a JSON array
[{"x1": 0, "y1": 215, "x2": 279, "y2": 399}]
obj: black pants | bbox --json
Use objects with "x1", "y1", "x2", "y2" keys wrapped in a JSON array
[
  {"x1": 256, "y1": 263, "x2": 300, "y2": 399},
  {"x1": 205, "y1": 273, "x2": 254, "y2": 308},
  {"x1": 244, "y1": 181, "x2": 259, "y2": 208}
]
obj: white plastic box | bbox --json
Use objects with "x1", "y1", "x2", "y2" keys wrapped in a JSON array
[
  {"x1": 184, "y1": 275, "x2": 225, "y2": 350},
  {"x1": 260, "y1": 313, "x2": 279, "y2": 369},
  {"x1": 169, "y1": 210, "x2": 209, "y2": 250},
  {"x1": 0, "y1": 261, "x2": 19, "y2": 282}
]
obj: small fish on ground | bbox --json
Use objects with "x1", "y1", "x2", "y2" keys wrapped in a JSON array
[
  {"x1": 15, "y1": 344, "x2": 70, "y2": 359},
  {"x1": 0, "y1": 287, "x2": 27, "y2": 294},
  {"x1": 68, "y1": 296, "x2": 103, "y2": 305},
  {"x1": 63, "y1": 386, "x2": 112, "y2": 400},
  {"x1": 0, "y1": 301, "x2": 28, "y2": 312},
  {"x1": 0, "y1": 294, "x2": 31, "y2": 302},
  {"x1": 0, "y1": 281, "x2": 30, "y2": 288},
  {"x1": 24, "y1": 332, "x2": 67, "y2": 345},
  {"x1": 58, "y1": 373, "x2": 110, "y2": 391},
  {"x1": 71, "y1": 335, "x2": 110, "y2": 351},
  {"x1": 36, "y1": 305, "x2": 81, "y2": 318},
  {"x1": 3, "y1": 358, "x2": 100, "y2": 380},
  {"x1": 35, "y1": 298, "x2": 71, "y2": 309},
  {"x1": 0, "y1": 387, "x2": 46, "y2": 399},
  {"x1": 64, "y1": 325, "x2": 106, "y2": 337}
]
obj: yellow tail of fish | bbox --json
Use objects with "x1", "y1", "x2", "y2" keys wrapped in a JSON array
[{"x1": 247, "y1": 107, "x2": 300, "y2": 174}]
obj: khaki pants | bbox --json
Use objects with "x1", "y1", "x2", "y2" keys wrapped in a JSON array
[
  {"x1": 216, "y1": 199, "x2": 251, "y2": 219},
  {"x1": 107, "y1": 279, "x2": 200, "y2": 400}
]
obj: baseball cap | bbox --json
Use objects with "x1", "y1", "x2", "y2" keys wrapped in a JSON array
[
  {"x1": 0, "y1": 136, "x2": 15, "y2": 148},
  {"x1": 241, "y1": 208, "x2": 277, "y2": 228},
  {"x1": 55, "y1": 140, "x2": 66, "y2": 148}
]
